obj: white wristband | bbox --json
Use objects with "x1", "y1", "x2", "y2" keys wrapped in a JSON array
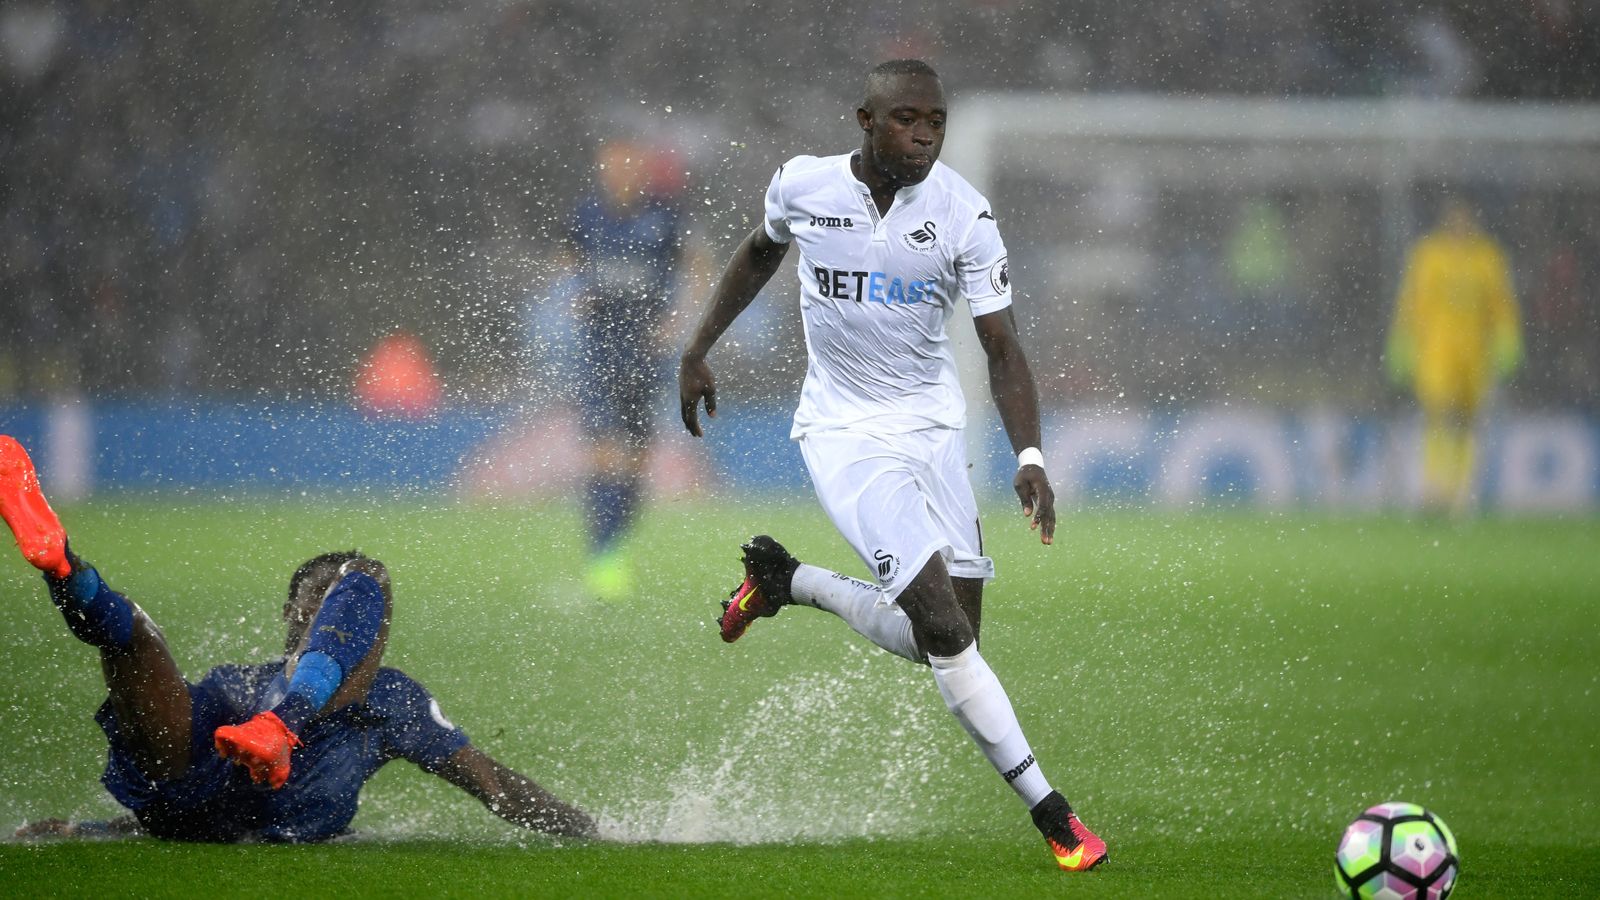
[{"x1": 1017, "y1": 447, "x2": 1044, "y2": 471}]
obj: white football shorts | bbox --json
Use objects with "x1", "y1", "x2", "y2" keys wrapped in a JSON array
[{"x1": 798, "y1": 426, "x2": 995, "y2": 602}]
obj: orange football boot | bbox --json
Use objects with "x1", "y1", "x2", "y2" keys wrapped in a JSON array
[
  {"x1": 0, "y1": 435, "x2": 70, "y2": 578},
  {"x1": 214, "y1": 711, "x2": 302, "y2": 790}
]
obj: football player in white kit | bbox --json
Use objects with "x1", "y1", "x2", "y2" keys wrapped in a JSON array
[{"x1": 678, "y1": 59, "x2": 1106, "y2": 872}]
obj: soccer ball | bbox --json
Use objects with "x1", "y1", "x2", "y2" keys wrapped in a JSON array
[{"x1": 1334, "y1": 802, "x2": 1459, "y2": 899}]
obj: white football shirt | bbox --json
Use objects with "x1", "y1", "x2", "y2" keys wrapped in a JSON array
[{"x1": 763, "y1": 151, "x2": 1013, "y2": 437}]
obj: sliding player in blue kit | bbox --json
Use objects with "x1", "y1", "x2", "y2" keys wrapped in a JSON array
[
  {"x1": 678, "y1": 60, "x2": 1107, "y2": 872},
  {"x1": 1, "y1": 435, "x2": 594, "y2": 843}
]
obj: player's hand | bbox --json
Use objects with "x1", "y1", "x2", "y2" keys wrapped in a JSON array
[
  {"x1": 678, "y1": 354, "x2": 717, "y2": 437},
  {"x1": 14, "y1": 816, "x2": 138, "y2": 839},
  {"x1": 1014, "y1": 465, "x2": 1056, "y2": 545},
  {"x1": 14, "y1": 818, "x2": 75, "y2": 839}
]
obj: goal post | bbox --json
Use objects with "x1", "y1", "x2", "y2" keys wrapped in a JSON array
[{"x1": 940, "y1": 93, "x2": 1600, "y2": 472}]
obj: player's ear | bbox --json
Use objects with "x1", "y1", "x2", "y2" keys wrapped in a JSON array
[{"x1": 856, "y1": 105, "x2": 873, "y2": 132}]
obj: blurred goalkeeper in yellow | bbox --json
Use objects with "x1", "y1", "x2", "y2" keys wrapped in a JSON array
[{"x1": 1386, "y1": 197, "x2": 1523, "y2": 513}]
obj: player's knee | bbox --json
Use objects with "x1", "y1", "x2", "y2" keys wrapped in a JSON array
[
  {"x1": 952, "y1": 577, "x2": 983, "y2": 645},
  {"x1": 901, "y1": 565, "x2": 973, "y2": 654},
  {"x1": 914, "y1": 609, "x2": 974, "y2": 658},
  {"x1": 128, "y1": 605, "x2": 167, "y2": 647}
]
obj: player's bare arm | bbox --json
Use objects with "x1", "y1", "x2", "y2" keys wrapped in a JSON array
[
  {"x1": 974, "y1": 307, "x2": 1055, "y2": 545},
  {"x1": 678, "y1": 225, "x2": 789, "y2": 436},
  {"x1": 14, "y1": 816, "x2": 141, "y2": 840},
  {"x1": 434, "y1": 744, "x2": 598, "y2": 839}
]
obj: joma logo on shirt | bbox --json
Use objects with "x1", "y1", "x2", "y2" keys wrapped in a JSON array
[
  {"x1": 808, "y1": 215, "x2": 853, "y2": 228},
  {"x1": 814, "y1": 267, "x2": 936, "y2": 305}
]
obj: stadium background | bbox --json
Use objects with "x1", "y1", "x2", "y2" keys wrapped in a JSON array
[
  {"x1": 3, "y1": 6, "x2": 1600, "y2": 895},
  {"x1": 2, "y1": 1, "x2": 1598, "y2": 509}
]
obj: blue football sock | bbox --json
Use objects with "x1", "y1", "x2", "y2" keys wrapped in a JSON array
[
  {"x1": 271, "y1": 654, "x2": 337, "y2": 733},
  {"x1": 271, "y1": 570, "x2": 385, "y2": 732},
  {"x1": 46, "y1": 557, "x2": 134, "y2": 651},
  {"x1": 585, "y1": 477, "x2": 639, "y2": 555}
]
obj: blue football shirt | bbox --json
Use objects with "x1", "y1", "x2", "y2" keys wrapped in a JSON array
[
  {"x1": 98, "y1": 661, "x2": 470, "y2": 842},
  {"x1": 568, "y1": 191, "x2": 681, "y2": 325}
]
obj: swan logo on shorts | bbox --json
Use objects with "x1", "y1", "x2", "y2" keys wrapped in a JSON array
[{"x1": 872, "y1": 549, "x2": 900, "y2": 582}]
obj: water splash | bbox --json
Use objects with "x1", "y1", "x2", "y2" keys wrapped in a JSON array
[{"x1": 600, "y1": 648, "x2": 954, "y2": 845}]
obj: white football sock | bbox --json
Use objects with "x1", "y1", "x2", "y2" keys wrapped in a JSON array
[
  {"x1": 791, "y1": 563, "x2": 921, "y2": 662},
  {"x1": 927, "y1": 642, "x2": 1053, "y2": 809}
]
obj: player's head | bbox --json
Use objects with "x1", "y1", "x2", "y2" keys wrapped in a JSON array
[
  {"x1": 857, "y1": 59, "x2": 946, "y2": 188},
  {"x1": 284, "y1": 550, "x2": 381, "y2": 653},
  {"x1": 1438, "y1": 194, "x2": 1480, "y2": 235},
  {"x1": 597, "y1": 139, "x2": 649, "y2": 208}
]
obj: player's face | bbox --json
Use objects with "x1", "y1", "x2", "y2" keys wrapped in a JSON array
[
  {"x1": 1441, "y1": 199, "x2": 1477, "y2": 236},
  {"x1": 283, "y1": 556, "x2": 392, "y2": 655},
  {"x1": 597, "y1": 140, "x2": 647, "y2": 207},
  {"x1": 858, "y1": 74, "x2": 946, "y2": 187}
]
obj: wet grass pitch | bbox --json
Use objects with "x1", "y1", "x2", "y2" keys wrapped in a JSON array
[{"x1": 3, "y1": 497, "x2": 1596, "y2": 897}]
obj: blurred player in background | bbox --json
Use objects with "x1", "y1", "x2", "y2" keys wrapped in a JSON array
[
  {"x1": 0, "y1": 435, "x2": 595, "y2": 843},
  {"x1": 678, "y1": 60, "x2": 1106, "y2": 873},
  {"x1": 1386, "y1": 196, "x2": 1523, "y2": 514},
  {"x1": 564, "y1": 140, "x2": 686, "y2": 599}
]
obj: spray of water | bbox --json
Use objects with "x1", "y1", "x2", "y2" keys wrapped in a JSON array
[{"x1": 598, "y1": 646, "x2": 955, "y2": 845}]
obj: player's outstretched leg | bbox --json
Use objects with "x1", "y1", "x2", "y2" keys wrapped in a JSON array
[
  {"x1": 2, "y1": 435, "x2": 137, "y2": 650},
  {"x1": 717, "y1": 535, "x2": 923, "y2": 660},
  {"x1": 0, "y1": 435, "x2": 70, "y2": 578},
  {"x1": 791, "y1": 562, "x2": 921, "y2": 662},
  {"x1": 215, "y1": 559, "x2": 389, "y2": 788},
  {"x1": 3, "y1": 435, "x2": 195, "y2": 781},
  {"x1": 1030, "y1": 790, "x2": 1109, "y2": 872},
  {"x1": 717, "y1": 535, "x2": 799, "y2": 642}
]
